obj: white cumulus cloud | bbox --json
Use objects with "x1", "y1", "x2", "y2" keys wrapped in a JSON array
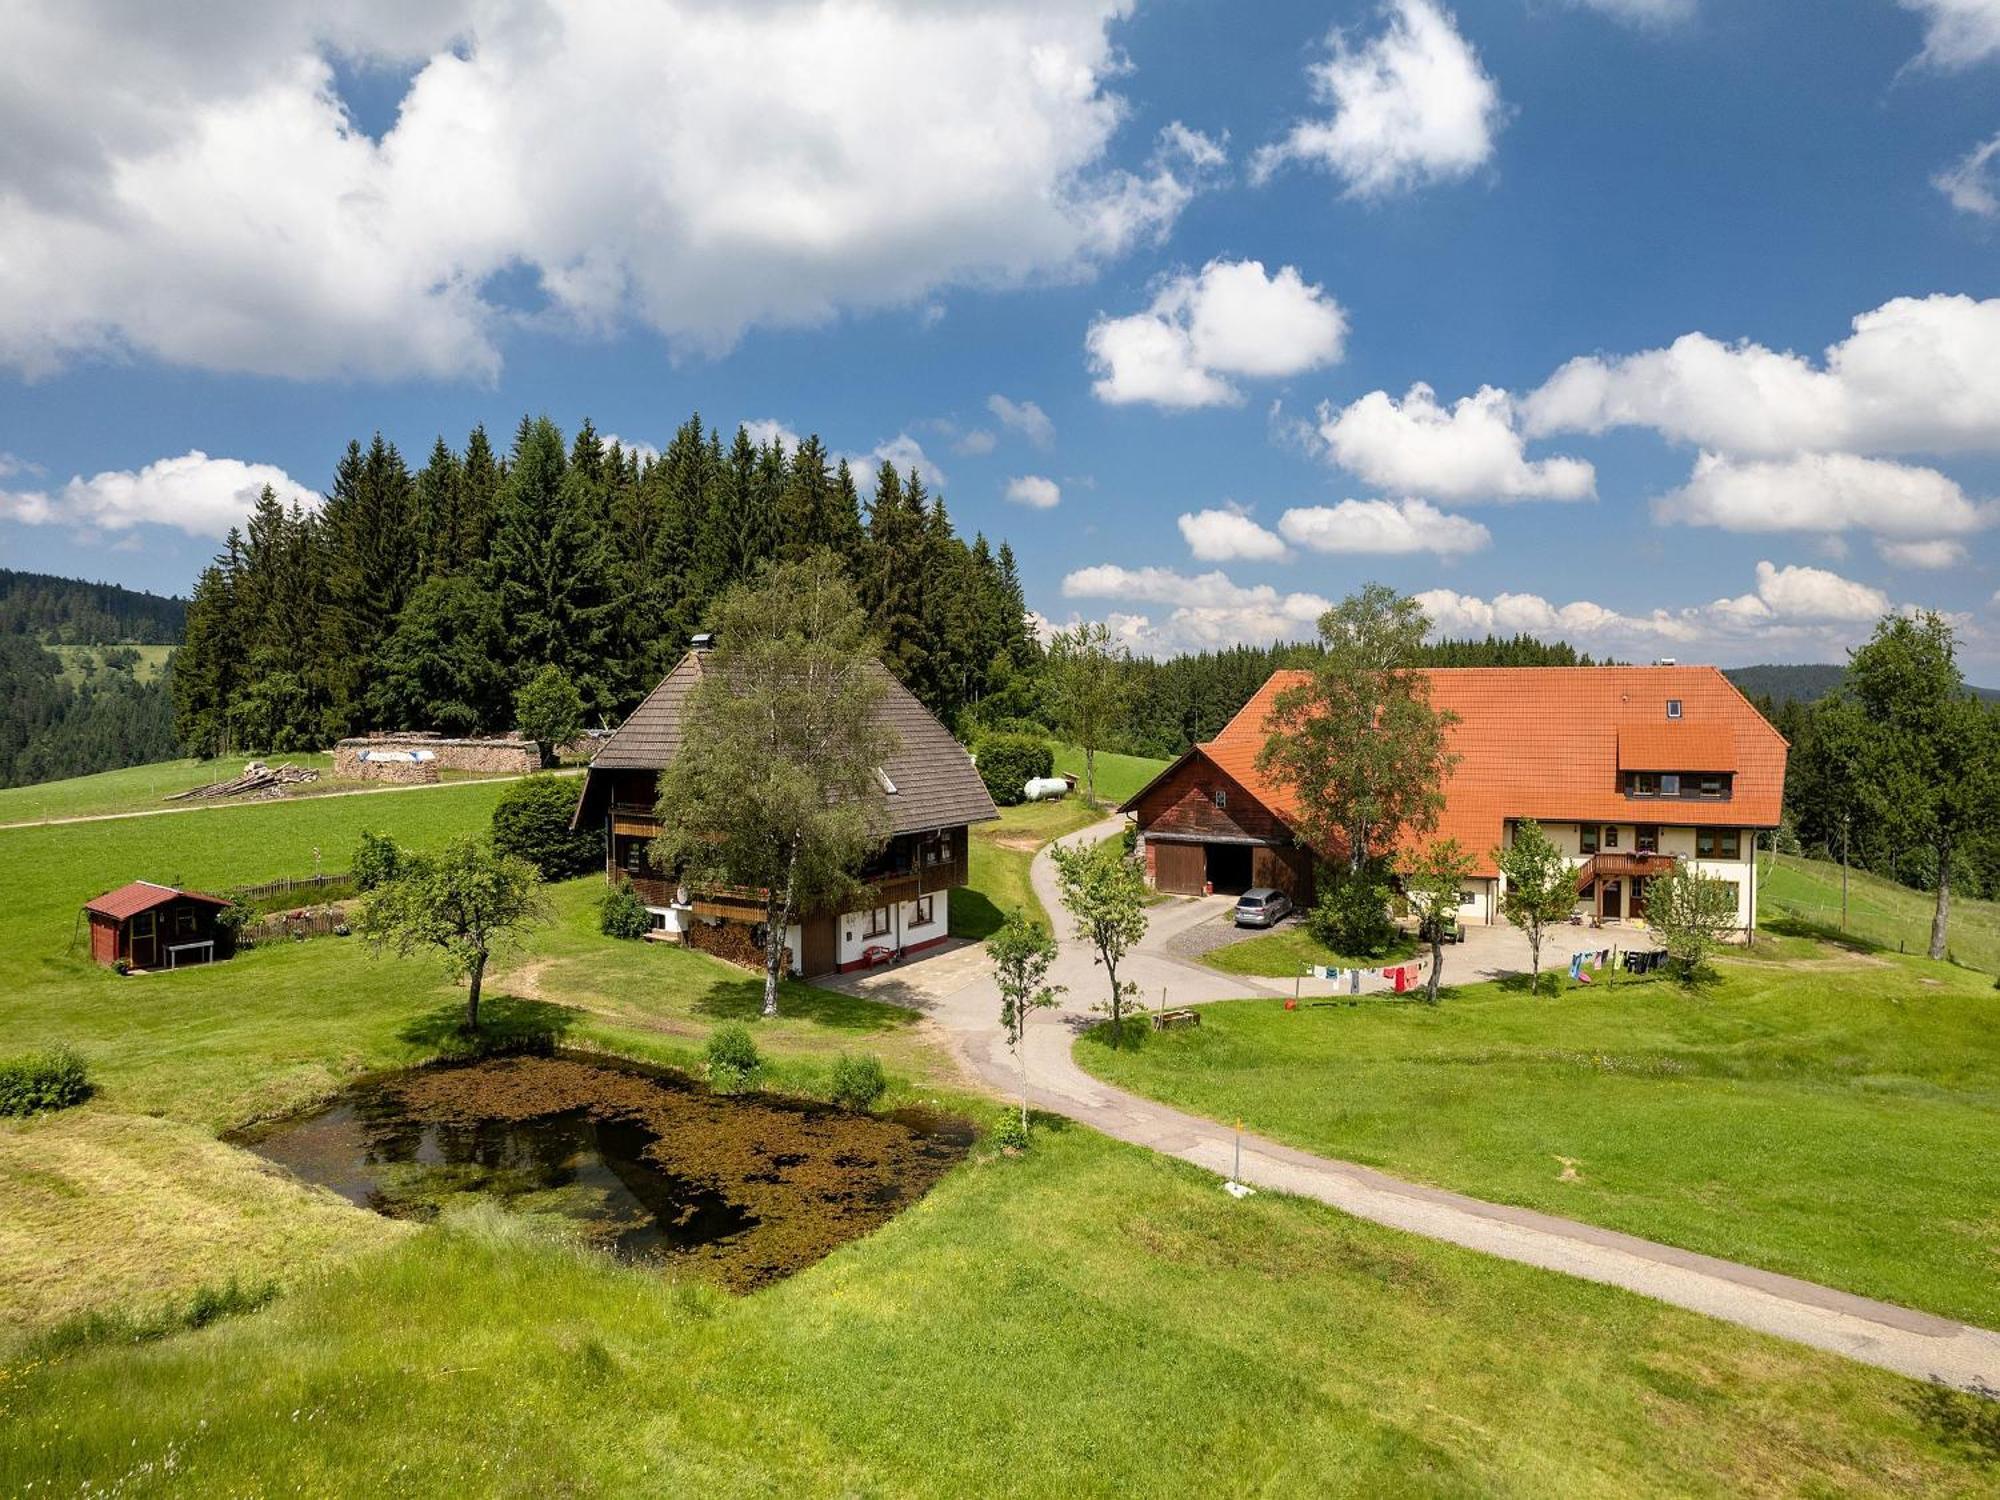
[
  {"x1": 0, "y1": 2, "x2": 1216, "y2": 380},
  {"x1": 1320, "y1": 383, "x2": 1595, "y2": 501},
  {"x1": 1877, "y1": 538, "x2": 1969, "y2": 569},
  {"x1": 1900, "y1": 0, "x2": 2000, "y2": 69},
  {"x1": 742, "y1": 419, "x2": 802, "y2": 452},
  {"x1": 0, "y1": 450, "x2": 319, "y2": 536},
  {"x1": 1087, "y1": 257, "x2": 1348, "y2": 409},
  {"x1": 1178, "y1": 507, "x2": 1290, "y2": 562},
  {"x1": 1060, "y1": 563, "x2": 1333, "y2": 655},
  {"x1": 1253, "y1": 0, "x2": 1505, "y2": 199},
  {"x1": 1277, "y1": 497, "x2": 1491, "y2": 556},
  {"x1": 1005, "y1": 475, "x2": 1061, "y2": 510},
  {"x1": 1657, "y1": 451, "x2": 1993, "y2": 540},
  {"x1": 987, "y1": 395, "x2": 1055, "y2": 450},
  {"x1": 1522, "y1": 294, "x2": 2000, "y2": 457},
  {"x1": 1567, "y1": 0, "x2": 1696, "y2": 25}
]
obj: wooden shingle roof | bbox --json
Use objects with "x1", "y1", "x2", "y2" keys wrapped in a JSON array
[{"x1": 584, "y1": 650, "x2": 998, "y2": 836}]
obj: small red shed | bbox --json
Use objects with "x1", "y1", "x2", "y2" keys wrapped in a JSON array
[{"x1": 83, "y1": 882, "x2": 233, "y2": 970}]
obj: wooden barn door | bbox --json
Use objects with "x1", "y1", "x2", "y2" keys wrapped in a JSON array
[
  {"x1": 1153, "y1": 841, "x2": 1207, "y2": 895},
  {"x1": 799, "y1": 915, "x2": 838, "y2": 977}
]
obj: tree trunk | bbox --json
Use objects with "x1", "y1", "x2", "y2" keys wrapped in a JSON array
[
  {"x1": 1426, "y1": 928, "x2": 1444, "y2": 1005},
  {"x1": 1104, "y1": 949, "x2": 1123, "y2": 1046},
  {"x1": 1528, "y1": 928, "x2": 1542, "y2": 997},
  {"x1": 1017, "y1": 1028, "x2": 1030, "y2": 1134},
  {"x1": 1084, "y1": 745, "x2": 1098, "y2": 807},
  {"x1": 762, "y1": 862, "x2": 796, "y2": 1019},
  {"x1": 1929, "y1": 833, "x2": 1951, "y2": 962},
  {"x1": 466, "y1": 949, "x2": 486, "y2": 1032}
]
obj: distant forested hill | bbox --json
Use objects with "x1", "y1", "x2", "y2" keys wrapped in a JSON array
[
  {"x1": 1728, "y1": 662, "x2": 2000, "y2": 707},
  {"x1": 0, "y1": 571, "x2": 183, "y2": 792},
  {"x1": 0, "y1": 568, "x2": 187, "y2": 644}
]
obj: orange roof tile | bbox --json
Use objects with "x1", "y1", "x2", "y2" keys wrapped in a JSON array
[
  {"x1": 1616, "y1": 722, "x2": 1735, "y2": 772},
  {"x1": 1193, "y1": 665, "x2": 1787, "y2": 878}
]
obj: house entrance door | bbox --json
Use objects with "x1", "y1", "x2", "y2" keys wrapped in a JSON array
[
  {"x1": 130, "y1": 912, "x2": 157, "y2": 967},
  {"x1": 1602, "y1": 880, "x2": 1623, "y2": 920}
]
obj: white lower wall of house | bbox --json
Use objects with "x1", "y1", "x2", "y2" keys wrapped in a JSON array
[
  {"x1": 1495, "y1": 823, "x2": 1759, "y2": 932},
  {"x1": 834, "y1": 890, "x2": 951, "y2": 967}
]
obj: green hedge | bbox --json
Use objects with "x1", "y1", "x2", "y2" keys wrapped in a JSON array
[
  {"x1": 977, "y1": 734, "x2": 1054, "y2": 807},
  {"x1": 0, "y1": 1044, "x2": 90, "y2": 1117}
]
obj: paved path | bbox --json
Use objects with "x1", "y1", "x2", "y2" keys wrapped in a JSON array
[{"x1": 828, "y1": 814, "x2": 2000, "y2": 1392}]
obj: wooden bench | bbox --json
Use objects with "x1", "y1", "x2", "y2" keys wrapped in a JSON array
[{"x1": 1152, "y1": 1008, "x2": 1201, "y2": 1031}]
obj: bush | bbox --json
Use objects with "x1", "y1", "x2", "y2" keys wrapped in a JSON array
[
  {"x1": 976, "y1": 733, "x2": 1054, "y2": 807},
  {"x1": 599, "y1": 882, "x2": 651, "y2": 940},
  {"x1": 211, "y1": 900, "x2": 250, "y2": 956},
  {"x1": 990, "y1": 1108, "x2": 1030, "y2": 1151},
  {"x1": 704, "y1": 1024, "x2": 762, "y2": 1094},
  {"x1": 0, "y1": 1044, "x2": 90, "y2": 1117},
  {"x1": 492, "y1": 774, "x2": 603, "y2": 881},
  {"x1": 353, "y1": 830, "x2": 403, "y2": 892},
  {"x1": 1306, "y1": 861, "x2": 1398, "y2": 959},
  {"x1": 515, "y1": 665, "x2": 584, "y2": 764},
  {"x1": 828, "y1": 1053, "x2": 887, "y2": 1110}
]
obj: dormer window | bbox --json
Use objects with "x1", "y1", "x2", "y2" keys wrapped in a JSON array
[
  {"x1": 1666, "y1": 699, "x2": 1682, "y2": 720},
  {"x1": 874, "y1": 767, "x2": 898, "y2": 795}
]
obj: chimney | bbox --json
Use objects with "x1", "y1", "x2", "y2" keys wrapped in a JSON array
[{"x1": 690, "y1": 632, "x2": 716, "y2": 652}]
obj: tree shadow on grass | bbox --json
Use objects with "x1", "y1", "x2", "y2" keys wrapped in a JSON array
[
  {"x1": 399, "y1": 994, "x2": 583, "y2": 1059},
  {"x1": 689, "y1": 973, "x2": 919, "y2": 1034},
  {"x1": 950, "y1": 888, "x2": 1006, "y2": 943},
  {"x1": 1762, "y1": 912, "x2": 1887, "y2": 956}
]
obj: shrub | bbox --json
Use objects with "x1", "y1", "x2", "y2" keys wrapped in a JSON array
[
  {"x1": 353, "y1": 830, "x2": 403, "y2": 892},
  {"x1": 1306, "y1": 860, "x2": 1398, "y2": 959},
  {"x1": 492, "y1": 774, "x2": 603, "y2": 881},
  {"x1": 515, "y1": 665, "x2": 584, "y2": 765},
  {"x1": 600, "y1": 882, "x2": 651, "y2": 940},
  {"x1": 705, "y1": 1024, "x2": 762, "y2": 1094},
  {"x1": 828, "y1": 1053, "x2": 887, "y2": 1110},
  {"x1": 0, "y1": 1044, "x2": 90, "y2": 1117},
  {"x1": 990, "y1": 1108, "x2": 1030, "y2": 1151},
  {"x1": 976, "y1": 733, "x2": 1054, "y2": 807},
  {"x1": 211, "y1": 900, "x2": 250, "y2": 956}
]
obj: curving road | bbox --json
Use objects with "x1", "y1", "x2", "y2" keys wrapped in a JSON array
[{"x1": 827, "y1": 814, "x2": 2000, "y2": 1392}]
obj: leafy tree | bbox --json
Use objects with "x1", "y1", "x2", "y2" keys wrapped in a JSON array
[
  {"x1": 514, "y1": 664, "x2": 584, "y2": 766},
  {"x1": 1401, "y1": 838, "x2": 1474, "y2": 1005},
  {"x1": 361, "y1": 837, "x2": 549, "y2": 1031},
  {"x1": 1496, "y1": 818, "x2": 1575, "y2": 996},
  {"x1": 975, "y1": 732, "x2": 1053, "y2": 806},
  {"x1": 492, "y1": 773, "x2": 603, "y2": 880},
  {"x1": 366, "y1": 576, "x2": 509, "y2": 735},
  {"x1": 1304, "y1": 860, "x2": 1399, "y2": 959},
  {"x1": 1647, "y1": 859, "x2": 1739, "y2": 984},
  {"x1": 1816, "y1": 613, "x2": 2000, "y2": 960},
  {"x1": 599, "y1": 882, "x2": 651, "y2": 939},
  {"x1": 1043, "y1": 621, "x2": 1130, "y2": 806},
  {"x1": 1256, "y1": 585, "x2": 1459, "y2": 875},
  {"x1": 990, "y1": 911, "x2": 1064, "y2": 1135},
  {"x1": 352, "y1": 829, "x2": 403, "y2": 891},
  {"x1": 650, "y1": 553, "x2": 895, "y2": 1018},
  {"x1": 1051, "y1": 839, "x2": 1148, "y2": 1047}
]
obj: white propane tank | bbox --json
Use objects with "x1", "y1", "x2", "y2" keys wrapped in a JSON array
[{"x1": 1023, "y1": 776, "x2": 1070, "y2": 802}]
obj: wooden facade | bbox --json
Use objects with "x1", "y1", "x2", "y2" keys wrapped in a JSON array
[
  {"x1": 1127, "y1": 752, "x2": 1317, "y2": 903},
  {"x1": 82, "y1": 883, "x2": 233, "y2": 970}
]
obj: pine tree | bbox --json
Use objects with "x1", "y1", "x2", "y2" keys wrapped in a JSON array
[
  {"x1": 318, "y1": 434, "x2": 418, "y2": 736},
  {"x1": 454, "y1": 424, "x2": 502, "y2": 572},
  {"x1": 413, "y1": 437, "x2": 463, "y2": 580},
  {"x1": 489, "y1": 416, "x2": 619, "y2": 717}
]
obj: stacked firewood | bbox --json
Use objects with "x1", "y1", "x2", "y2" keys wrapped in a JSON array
[{"x1": 165, "y1": 761, "x2": 321, "y2": 801}]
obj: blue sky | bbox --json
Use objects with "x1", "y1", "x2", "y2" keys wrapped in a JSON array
[{"x1": 3, "y1": 0, "x2": 1998, "y2": 670}]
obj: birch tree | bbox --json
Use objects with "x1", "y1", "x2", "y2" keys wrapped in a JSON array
[
  {"x1": 651, "y1": 553, "x2": 895, "y2": 1017},
  {"x1": 1495, "y1": 818, "x2": 1575, "y2": 996},
  {"x1": 989, "y1": 911, "x2": 1064, "y2": 1136}
]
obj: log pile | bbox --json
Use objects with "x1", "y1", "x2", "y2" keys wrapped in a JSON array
[{"x1": 166, "y1": 761, "x2": 321, "y2": 802}]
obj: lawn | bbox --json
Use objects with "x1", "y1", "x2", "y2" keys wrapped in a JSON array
[
  {"x1": 952, "y1": 797, "x2": 1106, "y2": 940},
  {"x1": 3, "y1": 775, "x2": 1997, "y2": 1491},
  {"x1": 1760, "y1": 852, "x2": 2000, "y2": 975},
  {"x1": 1052, "y1": 742, "x2": 1168, "y2": 806},
  {"x1": 1206, "y1": 922, "x2": 1420, "y2": 978},
  {"x1": 1079, "y1": 956, "x2": 2000, "y2": 1329},
  {"x1": 47, "y1": 642, "x2": 176, "y2": 686}
]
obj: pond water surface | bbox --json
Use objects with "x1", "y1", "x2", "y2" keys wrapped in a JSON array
[{"x1": 238, "y1": 1053, "x2": 971, "y2": 1290}]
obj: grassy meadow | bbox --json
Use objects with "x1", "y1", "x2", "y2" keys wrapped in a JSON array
[
  {"x1": 1080, "y1": 955, "x2": 2000, "y2": 1329},
  {"x1": 1760, "y1": 852, "x2": 2000, "y2": 975},
  {"x1": 3, "y1": 762, "x2": 1998, "y2": 1492},
  {"x1": 1052, "y1": 742, "x2": 1167, "y2": 806},
  {"x1": 1205, "y1": 923, "x2": 1420, "y2": 978}
]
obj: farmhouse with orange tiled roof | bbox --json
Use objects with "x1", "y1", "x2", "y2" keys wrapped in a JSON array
[{"x1": 1120, "y1": 665, "x2": 1790, "y2": 935}]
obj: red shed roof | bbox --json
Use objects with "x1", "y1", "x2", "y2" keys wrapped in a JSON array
[
  {"x1": 84, "y1": 881, "x2": 231, "y2": 921},
  {"x1": 1127, "y1": 665, "x2": 1788, "y2": 879}
]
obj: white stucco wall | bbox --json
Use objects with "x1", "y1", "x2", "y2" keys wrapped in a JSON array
[
  {"x1": 1497, "y1": 822, "x2": 1758, "y2": 932},
  {"x1": 834, "y1": 890, "x2": 951, "y2": 967}
]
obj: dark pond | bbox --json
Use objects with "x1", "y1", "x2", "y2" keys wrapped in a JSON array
[{"x1": 236, "y1": 1053, "x2": 971, "y2": 1290}]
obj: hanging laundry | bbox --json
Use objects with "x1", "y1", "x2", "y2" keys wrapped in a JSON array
[
  {"x1": 1391, "y1": 966, "x2": 1412, "y2": 994},
  {"x1": 1569, "y1": 953, "x2": 1585, "y2": 981},
  {"x1": 1350, "y1": 968, "x2": 1362, "y2": 995}
]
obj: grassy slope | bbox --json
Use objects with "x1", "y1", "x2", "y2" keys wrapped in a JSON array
[
  {"x1": 1207, "y1": 924, "x2": 1420, "y2": 978},
  {"x1": 3, "y1": 1135, "x2": 1993, "y2": 1499},
  {"x1": 47, "y1": 643, "x2": 175, "y2": 686},
  {"x1": 1761, "y1": 853, "x2": 2000, "y2": 974},
  {"x1": 1080, "y1": 957, "x2": 2000, "y2": 1328},
  {"x1": 1052, "y1": 742, "x2": 1166, "y2": 806},
  {"x1": 953, "y1": 797, "x2": 1111, "y2": 941}
]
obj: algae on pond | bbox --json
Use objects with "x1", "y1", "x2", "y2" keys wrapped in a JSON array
[{"x1": 239, "y1": 1053, "x2": 971, "y2": 1291}]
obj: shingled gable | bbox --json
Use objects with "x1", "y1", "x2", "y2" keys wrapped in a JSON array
[
  {"x1": 576, "y1": 649, "x2": 998, "y2": 836},
  {"x1": 1124, "y1": 664, "x2": 1788, "y2": 879}
]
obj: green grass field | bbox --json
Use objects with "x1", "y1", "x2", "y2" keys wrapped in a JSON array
[
  {"x1": 1052, "y1": 743, "x2": 1167, "y2": 806},
  {"x1": 4, "y1": 758, "x2": 1998, "y2": 1492},
  {"x1": 952, "y1": 793, "x2": 1130, "y2": 941},
  {"x1": 1760, "y1": 853, "x2": 2000, "y2": 974},
  {"x1": 47, "y1": 643, "x2": 175, "y2": 686},
  {"x1": 1205, "y1": 923, "x2": 1420, "y2": 978},
  {"x1": 1080, "y1": 957, "x2": 2000, "y2": 1329}
]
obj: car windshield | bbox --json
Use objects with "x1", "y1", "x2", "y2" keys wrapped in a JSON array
[{"x1": 1236, "y1": 895, "x2": 1263, "y2": 907}]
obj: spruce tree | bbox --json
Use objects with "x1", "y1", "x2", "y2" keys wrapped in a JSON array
[
  {"x1": 414, "y1": 437, "x2": 463, "y2": 580},
  {"x1": 454, "y1": 424, "x2": 502, "y2": 572},
  {"x1": 318, "y1": 434, "x2": 418, "y2": 736}
]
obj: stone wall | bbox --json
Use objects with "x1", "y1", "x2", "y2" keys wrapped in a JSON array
[{"x1": 333, "y1": 733, "x2": 543, "y2": 780}]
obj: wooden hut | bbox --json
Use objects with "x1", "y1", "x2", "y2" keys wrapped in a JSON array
[{"x1": 83, "y1": 881, "x2": 233, "y2": 970}]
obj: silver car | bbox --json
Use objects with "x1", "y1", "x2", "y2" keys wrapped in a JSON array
[{"x1": 1233, "y1": 887, "x2": 1292, "y2": 928}]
